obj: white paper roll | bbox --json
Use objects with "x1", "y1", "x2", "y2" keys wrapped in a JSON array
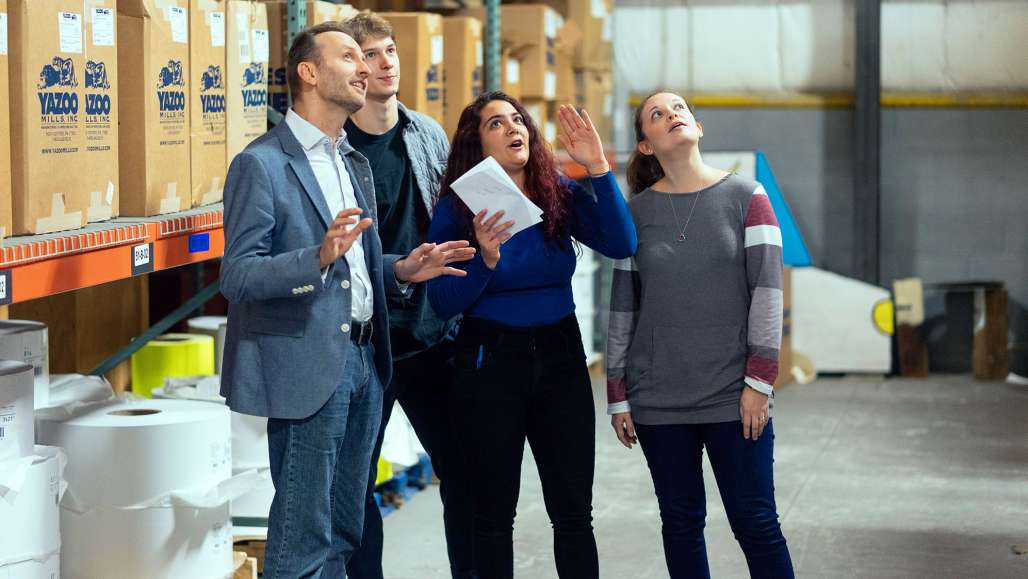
[
  {"x1": 230, "y1": 467, "x2": 273, "y2": 519},
  {"x1": 61, "y1": 504, "x2": 232, "y2": 579},
  {"x1": 0, "y1": 362, "x2": 35, "y2": 463},
  {"x1": 155, "y1": 377, "x2": 270, "y2": 472},
  {"x1": 187, "y1": 316, "x2": 228, "y2": 373},
  {"x1": 0, "y1": 322, "x2": 49, "y2": 410},
  {"x1": 35, "y1": 398, "x2": 232, "y2": 509},
  {"x1": 0, "y1": 550, "x2": 60, "y2": 579},
  {"x1": 0, "y1": 447, "x2": 63, "y2": 569}
]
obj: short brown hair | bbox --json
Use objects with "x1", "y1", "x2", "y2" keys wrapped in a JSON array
[
  {"x1": 286, "y1": 21, "x2": 350, "y2": 99},
  {"x1": 338, "y1": 11, "x2": 394, "y2": 46}
]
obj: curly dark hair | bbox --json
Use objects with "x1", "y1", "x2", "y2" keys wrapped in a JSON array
[{"x1": 439, "y1": 91, "x2": 572, "y2": 244}]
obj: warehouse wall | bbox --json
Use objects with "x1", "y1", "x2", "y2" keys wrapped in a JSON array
[{"x1": 684, "y1": 107, "x2": 1028, "y2": 368}]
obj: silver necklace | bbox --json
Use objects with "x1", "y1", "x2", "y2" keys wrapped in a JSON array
[{"x1": 666, "y1": 191, "x2": 702, "y2": 242}]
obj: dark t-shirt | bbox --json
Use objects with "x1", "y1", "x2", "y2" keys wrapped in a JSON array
[
  {"x1": 345, "y1": 116, "x2": 438, "y2": 357},
  {"x1": 345, "y1": 116, "x2": 428, "y2": 256}
]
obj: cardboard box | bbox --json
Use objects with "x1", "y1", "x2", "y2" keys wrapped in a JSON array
[
  {"x1": 508, "y1": 0, "x2": 612, "y2": 71},
  {"x1": 522, "y1": 99, "x2": 556, "y2": 150},
  {"x1": 0, "y1": 0, "x2": 12, "y2": 237},
  {"x1": 189, "y1": 0, "x2": 227, "y2": 207},
  {"x1": 381, "y1": 13, "x2": 443, "y2": 125},
  {"x1": 462, "y1": 5, "x2": 560, "y2": 100},
  {"x1": 575, "y1": 69, "x2": 611, "y2": 145},
  {"x1": 774, "y1": 265, "x2": 793, "y2": 388},
  {"x1": 442, "y1": 17, "x2": 482, "y2": 138},
  {"x1": 119, "y1": 0, "x2": 192, "y2": 216},
  {"x1": 225, "y1": 1, "x2": 268, "y2": 162},
  {"x1": 9, "y1": 1, "x2": 93, "y2": 233},
  {"x1": 81, "y1": 0, "x2": 119, "y2": 222}
]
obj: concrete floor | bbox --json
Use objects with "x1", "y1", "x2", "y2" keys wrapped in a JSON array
[{"x1": 382, "y1": 375, "x2": 1028, "y2": 578}]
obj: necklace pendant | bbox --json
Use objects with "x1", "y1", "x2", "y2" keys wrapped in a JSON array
[{"x1": 677, "y1": 233, "x2": 687, "y2": 242}]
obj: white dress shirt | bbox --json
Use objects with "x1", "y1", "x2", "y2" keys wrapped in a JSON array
[{"x1": 285, "y1": 109, "x2": 374, "y2": 322}]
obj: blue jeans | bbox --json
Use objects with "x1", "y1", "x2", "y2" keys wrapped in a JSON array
[
  {"x1": 634, "y1": 420, "x2": 794, "y2": 579},
  {"x1": 263, "y1": 342, "x2": 384, "y2": 579}
]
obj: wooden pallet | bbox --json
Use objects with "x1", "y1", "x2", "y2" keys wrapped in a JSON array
[{"x1": 233, "y1": 537, "x2": 266, "y2": 576}]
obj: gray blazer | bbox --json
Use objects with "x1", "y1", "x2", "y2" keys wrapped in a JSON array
[{"x1": 219, "y1": 121, "x2": 405, "y2": 420}]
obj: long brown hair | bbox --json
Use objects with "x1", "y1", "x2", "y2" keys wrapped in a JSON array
[
  {"x1": 625, "y1": 91, "x2": 697, "y2": 196},
  {"x1": 439, "y1": 91, "x2": 572, "y2": 243}
]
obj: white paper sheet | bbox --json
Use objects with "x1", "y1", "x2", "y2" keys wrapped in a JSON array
[{"x1": 450, "y1": 156, "x2": 542, "y2": 238}]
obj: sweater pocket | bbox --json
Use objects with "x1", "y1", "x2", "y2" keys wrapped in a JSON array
[{"x1": 647, "y1": 324, "x2": 747, "y2": 409}]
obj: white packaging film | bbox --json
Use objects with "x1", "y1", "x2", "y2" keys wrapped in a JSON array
[
  {"x1": 0, "y1": 446, "x2": 64, "y2": 572},
  {"x1": 34, "y1": 397, "x2": 258, "y2": 578},
  {"x1": 0, "y1": 551, "x2": 60, "y2": 579},
  {"x1": 0, "y1": 362, "x2": 34, "y2": 463},
  {"x1": 0, "y1": 321, "x2": 50, "y2": 409},
  {"x1": 187, "y1": 316, "x2": 228, "y2": 373}
]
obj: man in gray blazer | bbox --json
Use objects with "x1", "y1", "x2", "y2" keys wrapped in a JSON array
[{"x1": 219, "y1": 23, "x2": 474, "y2": 578}]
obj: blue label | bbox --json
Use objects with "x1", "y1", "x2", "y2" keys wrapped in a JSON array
[
  {"x1": 85, "y1": 93, "x2": 111, "y2": 115},
  {"x1": 158, "y1": 90, "x2": 186, "y2": 111},
  {"x1": 200, "y1": 65, "x2": 224, "y2": 91},
  {"x1": 38, "y1": 92, "x2": 79, "y2": 115},
  {"x1": 188, "y1": 233, "x2": 210, "y2": 253},
  {"x1": 200, "y1": 94, "x2": 226, "y2": 114},
  {"x1": 38, "y1": 57, "x2": 78, "y2": 89},
  {"x1": 157, "y1": 60, "x2": 186, "y2": 89},
  {"x1": 241, "y1": 63, "x2": 265, "y2": 87}
]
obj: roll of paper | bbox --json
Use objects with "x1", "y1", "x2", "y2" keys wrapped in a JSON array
[
  {"x1": 36, "y1": 398, "x2": 232, "y2": 509},
  {"x1": 0, "y1": 550, "x2": 60, "y2": 579},
  {"x1": 0, "y1": 362, "x2": 35, "y2": 462},
  {"x1": 154, "y1": 377, "x2": 270, "y2": 472},
  {"x1": 0, "y1": 446, "x2": 63, "y2": 569},
  {"x1": 187, "y1": 316, "x2": 228, "y2": 373},
  {"x1": 61, "y1": 504, "x2": 232, "y2": 579},
  {"x1": 0, "y1": 321, "x2": 49, "y2": 409},
  {"x1": 131, "y1": 334, "x2": 215, "y2": 398}
]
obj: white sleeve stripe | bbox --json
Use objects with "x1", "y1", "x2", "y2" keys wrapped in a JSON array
[
  {"x1": 745, "y1": 376, "x2": 774, "y2": 395},
  {"x1": 744, "y1": 224, "x2": 783, "y2": 248},
  {"x1": 607, "y1": 401, "x2": 632, "y2": 415},
  {"x1": 613, "y1": 257, "x2": 637, "y2": 272}
]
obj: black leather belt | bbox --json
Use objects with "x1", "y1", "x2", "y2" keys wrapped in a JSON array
[{"x1": 351, "y1": 320, "x2": 374, "y2": 345}]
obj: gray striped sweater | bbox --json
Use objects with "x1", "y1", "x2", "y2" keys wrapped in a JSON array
[{"x1": 605, "y1": 174, "x2": 784, "y2": 425}]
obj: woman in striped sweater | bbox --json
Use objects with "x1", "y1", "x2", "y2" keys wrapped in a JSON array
[{"x1": 606, "y1": 92, "x2": 794, "y2": 579}]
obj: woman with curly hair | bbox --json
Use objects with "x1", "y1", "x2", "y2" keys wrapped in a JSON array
[{"x1": 427, "y1": 91, "x2": 636, "y2": 578}]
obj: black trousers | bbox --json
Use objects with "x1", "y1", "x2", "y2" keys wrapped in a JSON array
[
  {"x1": 450, "y1": 315, "x2": 599, "y2": 579},
  {"x1": 347, "y1": 339, "x2": 477, "y2": 579}
]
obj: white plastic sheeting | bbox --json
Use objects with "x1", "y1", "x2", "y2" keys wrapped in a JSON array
[{"x1": 614, "y1": 0, "x2": 1028, "y2": 94}]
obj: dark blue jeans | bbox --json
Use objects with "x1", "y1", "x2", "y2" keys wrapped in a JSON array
[
  {"x1": 263, "y1": 342, "x2": 384, "y2": 579},
  {"x1": 347, "y1": 339, "x2": 476, "y2": 579},
  {"x1": 634, "y1": 420, "x2": 794, "y2": 579}
]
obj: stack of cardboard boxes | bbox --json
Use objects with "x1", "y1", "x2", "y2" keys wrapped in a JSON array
[
  {"x1": 460, "y1": 5, "x2": 562, "y2": 149},
  {"x1": 441, "y1": 16, "x2": 483, "y2": 138},
  {"x1": 2, "y1": 0, "x2": 269, "y2": 233}
]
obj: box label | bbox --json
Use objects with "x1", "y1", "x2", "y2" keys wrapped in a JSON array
[
  {"x1": 209, "y1": 12, "x2": 225, "y2": 47},
  {"x1": 58, "y1": 12, "x2": 83, "y2": 54},
  {"x1": 0, "y1": 12, "x2": 8, "y2": 55},
  {"x1": 431, "y1": 35, "x2": 443, "y2": 65},
  {"x1": 92, "y1": 8, "x2": 115, "y2": 47},
  {"x1": 475, "y1": 41, "x2": 483, "y2": 67},
  {"x1": 252, "y1": 29, "x2": 269, "y2": 62},
  {"x1": 506, "y1": 59, "x2": 519, "y2": 84},
  {"x1": 169, "y1": 6, "x2": 188, "y2": 44},
  {"x1": 0, "y1": 271, "x2": 11, "y2": 305}
]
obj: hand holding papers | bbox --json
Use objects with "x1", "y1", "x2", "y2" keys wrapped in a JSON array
[{"x1": 450, "y1": 156, "x2": 543, "y2": 238}]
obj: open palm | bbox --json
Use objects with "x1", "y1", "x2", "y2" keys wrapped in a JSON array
[{"x1": 556, "y1": 105, "x2": 608, "y2": 175}]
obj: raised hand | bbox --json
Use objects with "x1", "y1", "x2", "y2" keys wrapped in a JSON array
[
  {"x1": 320, "y1": 208, "x2": 373, "y2": 268},
  {"x1": 556, "y1": 105, "x2": 609, "y2": 176},
  {"x1": 394, "y1": 240, "x2": 477, "y2": 283},
  {"x1": 473, "y1": 209, "x2": 515, "y2": 270}
]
